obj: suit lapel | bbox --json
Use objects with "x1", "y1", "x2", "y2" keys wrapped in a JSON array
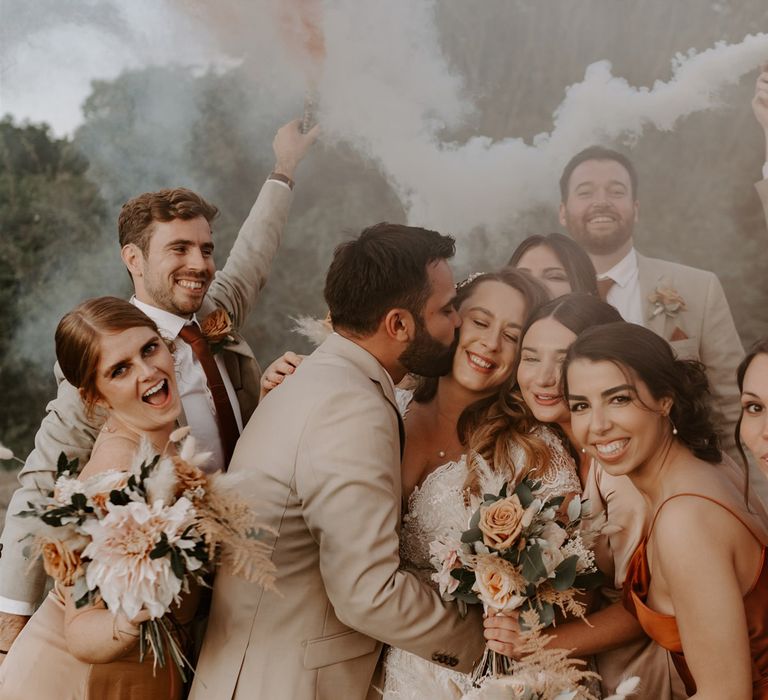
[{"x1": 636, "y1": 253, "x2": 668, "y2": 338}]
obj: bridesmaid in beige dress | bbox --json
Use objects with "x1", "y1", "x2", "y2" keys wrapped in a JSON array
[{"x1": 0, "y1": 297, "x2": 196, "y2": 700}]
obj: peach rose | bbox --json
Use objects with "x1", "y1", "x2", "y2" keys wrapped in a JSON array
[
  {"x1": 479, "y1": 495, "x2": 528, "y2": 550},
  {"x1": 40, "y1": 537, "x2": 86, "y2": 586},
  {"x1": 200, "y1": 309, "x2": 234, "y2": 343},
  {"x1": 472, "y1": 557, "x2": 526, "y2": 611}
]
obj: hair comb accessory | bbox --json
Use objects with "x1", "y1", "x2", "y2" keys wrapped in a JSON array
[{"x1": 456, "y1": 271, "x2": 487, "y2": 290}]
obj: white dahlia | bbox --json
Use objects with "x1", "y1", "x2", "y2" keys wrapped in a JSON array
[{"x1": 81, "y1": 497, "x2": 196, "y2": 620}]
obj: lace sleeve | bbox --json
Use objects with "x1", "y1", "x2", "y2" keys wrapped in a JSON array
[{"x1": 531, "y1": 426, "x2": 582, "y2": 500}]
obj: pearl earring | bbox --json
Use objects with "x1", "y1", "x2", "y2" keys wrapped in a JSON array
[
  {"x1": 669, "y1": 416, "x2": 678, "y2": 435},
  {"x1": 580, "y1": 447, "x2": 586, "y2": 453}
]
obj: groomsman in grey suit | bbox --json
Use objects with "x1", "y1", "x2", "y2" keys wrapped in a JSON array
[
  {"x1": 558, "y1": 146, "x2": 743, "y2": 459},
  {"x1": 0, "y1": 119, "x2": 318, "y2": 655},
  {"x1": 190, "y1": 223, "x2": 485, "y2": 700},
  {"x1": 753, "y1": 62, "x2": 768, "y2": 223}
]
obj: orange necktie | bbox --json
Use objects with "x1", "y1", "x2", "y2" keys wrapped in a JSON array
[
  {"x1": 178, "y1": 324, "x2": 239, "y2": 468},
  {"x1": 597, "y1": 277, "x2": 616, "y2": 302}
]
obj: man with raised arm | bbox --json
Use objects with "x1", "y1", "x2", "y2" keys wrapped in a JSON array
[{"x1": 0, "y1": 119, "x2": 318, "y2": 657}]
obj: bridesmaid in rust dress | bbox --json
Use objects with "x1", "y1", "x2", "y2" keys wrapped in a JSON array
[{"x1": 565, "y1": 322, "x2": 768, "y2": 699}]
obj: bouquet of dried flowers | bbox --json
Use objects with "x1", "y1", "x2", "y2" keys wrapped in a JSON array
[
  {"x1": 430, "y1": 476, "x2": 602, "y2": 695},
  {"x1": 14, "y1": 429, "x2": 275, "y2": 680}
]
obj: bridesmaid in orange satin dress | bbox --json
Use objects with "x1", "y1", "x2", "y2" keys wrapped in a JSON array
[{"x1": 565, "y1": 322, "x2": 768, "y2": 699}]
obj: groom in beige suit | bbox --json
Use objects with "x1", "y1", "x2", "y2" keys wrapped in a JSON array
[
  {"x1": 0, "y1": 120, "x2": 317, "y2": 654},
  {"x1": 558, "y1": 146, "x2": 744, "y2": 459},
  {"x1": 190, "y1": 223, "x2": 485, "y2": 700}
]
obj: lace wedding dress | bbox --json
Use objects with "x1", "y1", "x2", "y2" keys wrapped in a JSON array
[{"x1": 381, "y1": 389, "x2": 581, "y2": 699}]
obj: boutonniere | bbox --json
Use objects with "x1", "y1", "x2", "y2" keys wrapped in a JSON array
[
  {"x1": 200, "y1": 309, "x2": 237, "y2": 353},
  {"x1": 647, "y1": 286, "x2": 687, "y2": 320}
]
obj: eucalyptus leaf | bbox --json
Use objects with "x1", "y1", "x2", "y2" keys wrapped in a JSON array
[
  {"x1": 553, "y1": 554, "x2": 579, "y2": 591},
  {"x1": 537, "y1": 601, "x2": 555, "y2": 627},
  {"x1": 521, "y1": 543, "x2": 547, "y2": 582},
  {"x1": 514, "y1": 481, "x2": 534, "y2": 508},
  {"x1": 469, "y1": 507, "x2": 482, "y2": 529},
  {"x1": 566, "y1": 495, "x2": 581, "y2": 522},
  {"x1": 460, "y1": 527, "x2": 483, "y2": 544}
]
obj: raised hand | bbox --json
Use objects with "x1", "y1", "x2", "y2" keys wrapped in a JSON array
[{"x1": 273, "y1": 119, "x2": 320, "y2": 180}]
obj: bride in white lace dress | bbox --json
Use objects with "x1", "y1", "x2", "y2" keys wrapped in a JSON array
[{"x1": 382, "y1": 271, "x2": 580, "y2": 699}]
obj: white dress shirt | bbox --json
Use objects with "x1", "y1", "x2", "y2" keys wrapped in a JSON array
[
  {"x1": 597, "y1": 248, "x2": 643, "y2": 325},
  {"x1": 133, "y1": 298, "x2": 243, "y2": 472}
]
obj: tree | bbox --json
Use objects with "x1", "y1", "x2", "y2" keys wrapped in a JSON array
[{"x1": 0, "y1": 117, "x2": 111, "y2": 458}]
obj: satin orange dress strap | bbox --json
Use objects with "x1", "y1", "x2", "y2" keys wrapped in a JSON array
[{"x1": 623, "y1": 493, "x2": 768, "y2": 699}]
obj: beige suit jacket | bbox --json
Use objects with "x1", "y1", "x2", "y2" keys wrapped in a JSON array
[
  {"x1": 0, "y1": 180, "x2": 293, "y2": 608},
  {"x1": 189, "y1": 333, "x2": 485, "y2": 700},
  {"x1": 636, "y1": 253, "x2": 743, "y2": 459}
]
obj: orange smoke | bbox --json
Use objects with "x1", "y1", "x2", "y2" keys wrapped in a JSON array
[{"x1": 278, "y1": 0, "x2": 326, "y2": 81}]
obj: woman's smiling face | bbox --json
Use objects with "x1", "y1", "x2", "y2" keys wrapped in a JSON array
[
  {"x1": 451, "y1": 280, "x2": 527, "y2": 397},
  {"x1": 517, "y1": 317, "x2": 576, "y2": 425},
  {"x1": 93, "y1": 325, "x2": 180, "y2": 432},
  {"x1": 566, "y1": 357, "x2": 671, "y2": 477}
]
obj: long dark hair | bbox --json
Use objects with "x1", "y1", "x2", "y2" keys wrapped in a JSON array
[
  {"x1": 507, "y1": 233, "x2": 599, "y2": 296},
  {"x1": 563, "y1": 322, "x2": 721, "y2": 463},
  {"x1": 735, "y1": 338, "x2": 768, "y2": 473}
]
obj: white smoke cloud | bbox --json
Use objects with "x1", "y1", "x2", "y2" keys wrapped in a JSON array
[{"x1": 313, "y1": 1, "x2": 768, "y2": 234}]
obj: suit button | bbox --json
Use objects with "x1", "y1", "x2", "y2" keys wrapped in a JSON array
[
  {"x1": 448, "y1": 656, "x2": 458, "y2": 667},
  {"x1": 431, "y1": 652, "x2": 441, "y2": 663}
]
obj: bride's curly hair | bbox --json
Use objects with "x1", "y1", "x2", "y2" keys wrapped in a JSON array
[{"x1": 413, "y1": 269, "x2": 551, "y2": 497}]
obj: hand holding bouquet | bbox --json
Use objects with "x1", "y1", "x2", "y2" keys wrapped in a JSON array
[
  {"x1": 18, "y1": 431, "x2": 276, "y2": 679},
  {"x1": 429, "y1": 475, "x2": 603, "y2": 696}
]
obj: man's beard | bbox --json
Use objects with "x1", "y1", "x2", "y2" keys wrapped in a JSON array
[
  {"x1": 144, "y1": 271, "x2": 207, "y2": 316},
  {"x1": 566, "y1": 210, "x2": 633, "y2": 256},
  {"x1": 398, "y1": 316, "x2": 456, "y2": 378}
]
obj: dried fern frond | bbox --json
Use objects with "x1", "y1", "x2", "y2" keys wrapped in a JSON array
[
  {"x1": 193, "y1": 476, "x2": 278, "y2": 591},
  {"x1": 537, "y1": 581, "x2": 587, "y2": 621},
  {"x1": 503, "y1": 609, "x2": 600, "y2": 700}
]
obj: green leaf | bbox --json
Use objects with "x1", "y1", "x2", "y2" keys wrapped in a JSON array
[
  {"x1": 460, "y1": 527, "x2": 483, "y2": 544},
  {"x1": 56, "y1": 452, "x2": 68, "y2": 477},
  {"x1": 109, "y1": 489, "x2": 131, "y2": 506},
  {"x1": 169, "y1": 548, "x2": 185, "y2": 579},
  {"x1": 468, "y1": 507, "x2": 482, "y2": 530},
  {"x1": 520, "y1": 543, "x2": 547, "y2": 583},
  {"x1": 499, "y1": 482, "x2": 508, "y2": 498},
  {"x1": 553, "y1": 555, "x2": 579, "y2": 591},
  {"x1": 150, "y1": 532, "x2": 171, "y2": 559},
  {"x1": 574, "y1": 570, "x2": 605, "y2": 590},
  {"x1": 537, "y1": 602, "x2": 555, "y2": 627},
  {"x1": 514, "y1": 480, "x2": 535, "y2": 508}
]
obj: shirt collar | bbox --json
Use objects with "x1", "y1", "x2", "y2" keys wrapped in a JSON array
[
  {"x1": 131, "y1": 297, "x2": 199, "y2": 340},
  {"x1": 598, "y1": 247, "x2": 637, "y2": 288}
]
